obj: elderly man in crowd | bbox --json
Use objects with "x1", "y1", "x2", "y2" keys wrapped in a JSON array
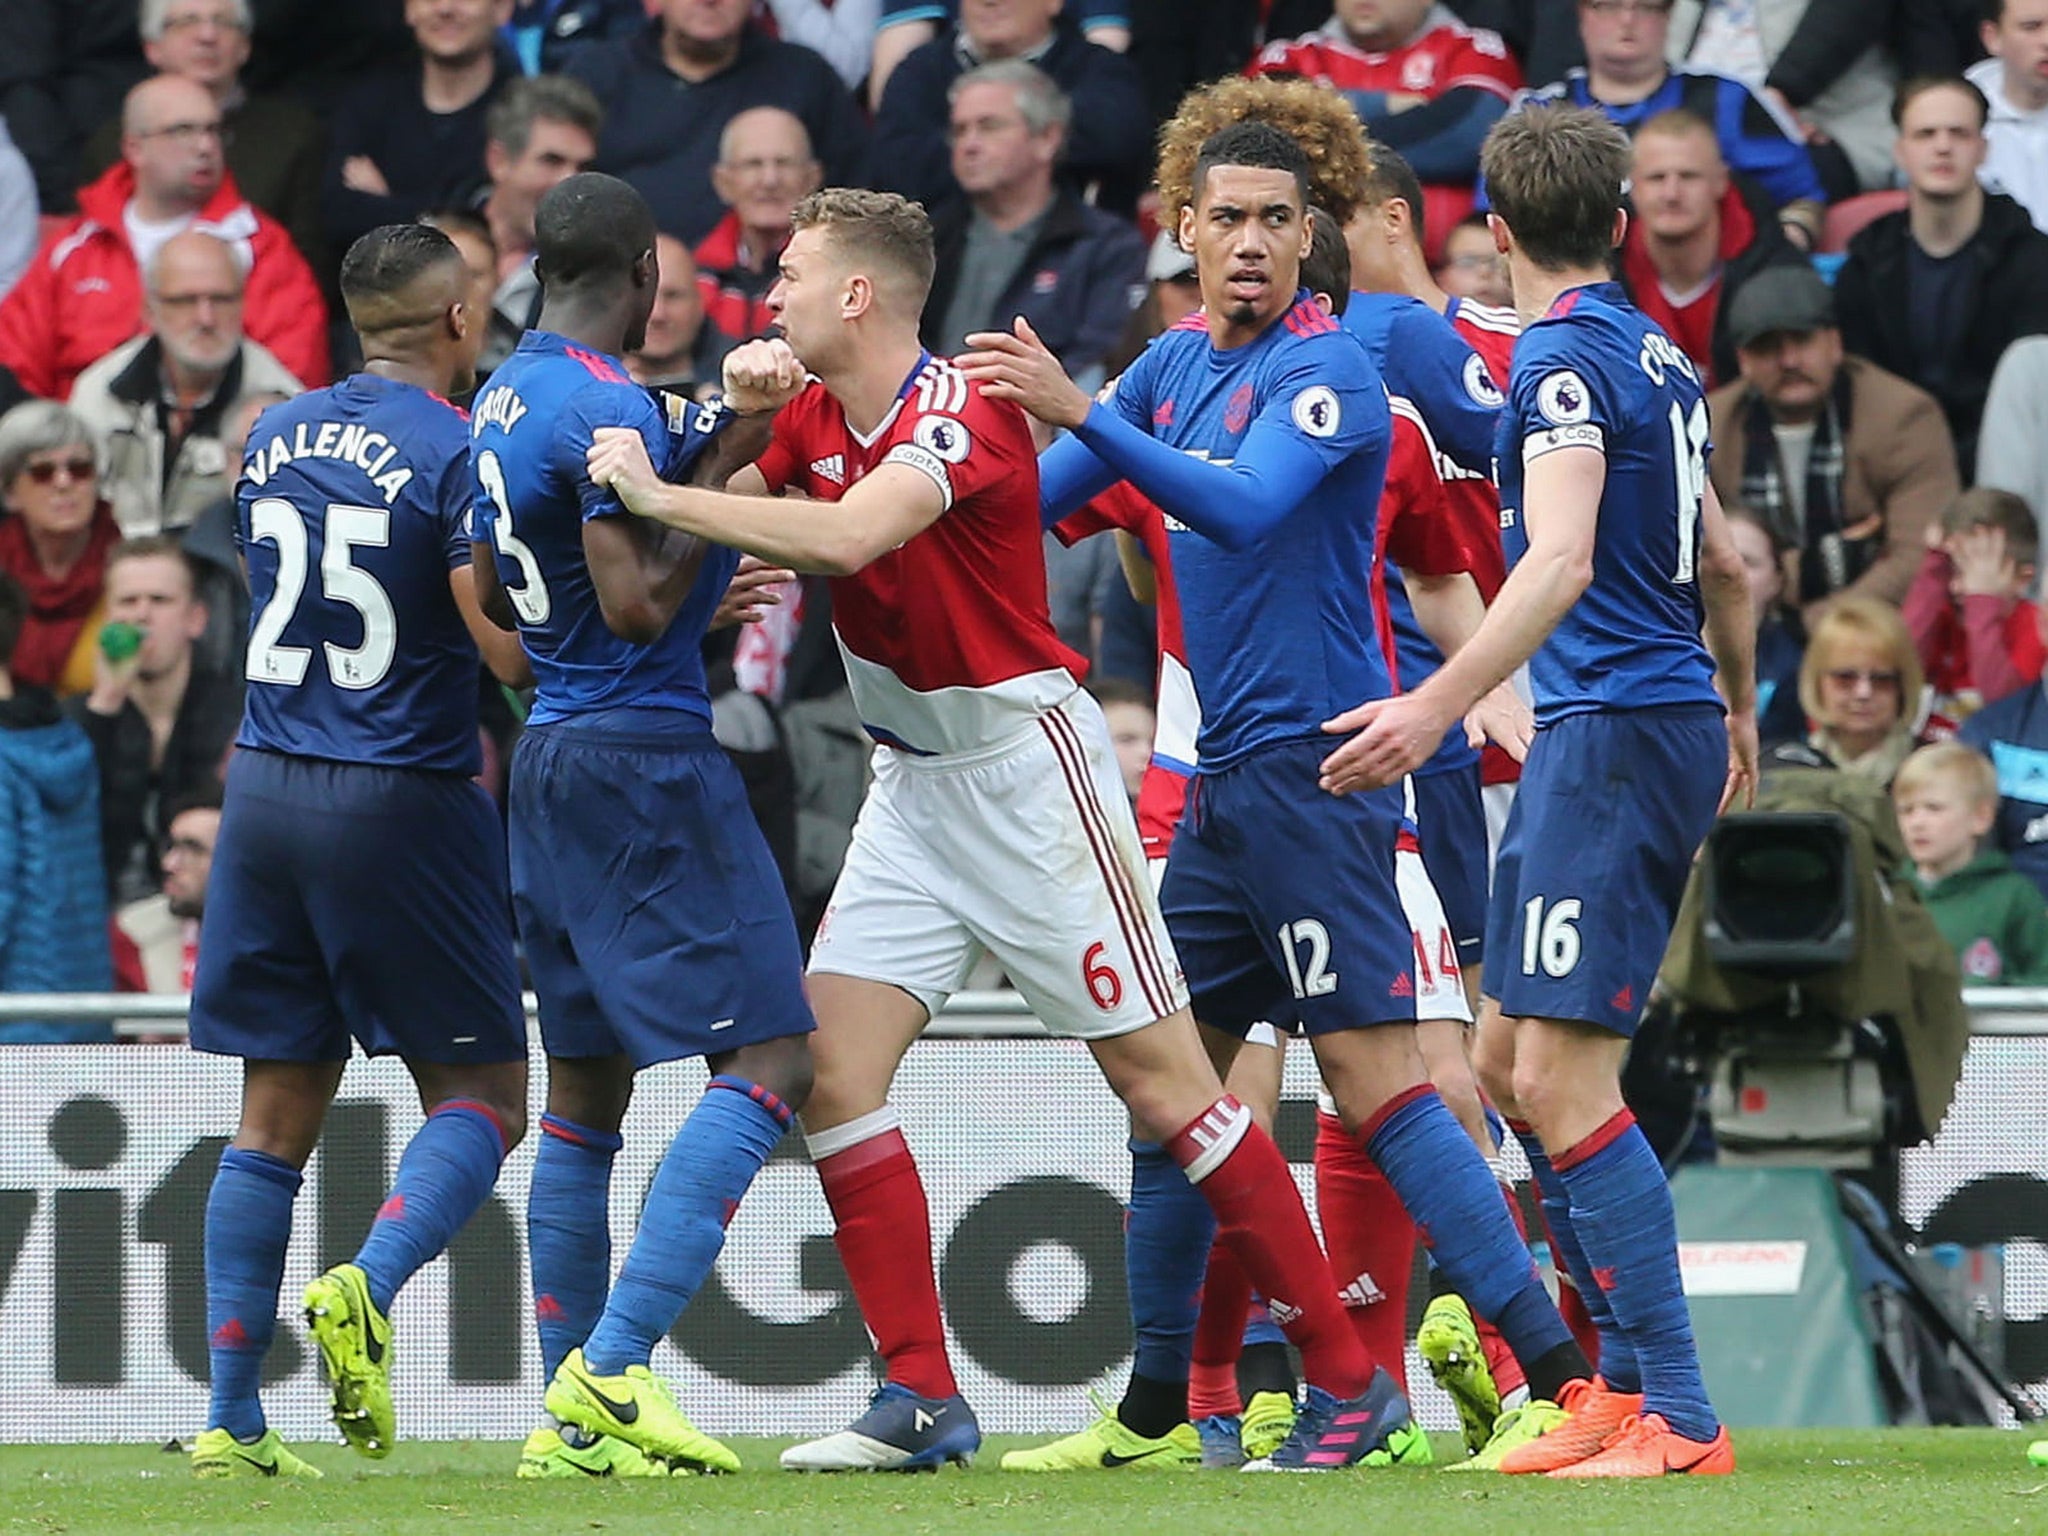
[{"x1": 695, "y1": 106, "x2": 822, "y2": 346}]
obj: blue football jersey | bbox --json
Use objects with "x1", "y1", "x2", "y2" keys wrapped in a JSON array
[
  {"x1": 1497, "y1": 281, "x2": 1721, "y2": 724},
  {"x1": 1104, "y1": 296, "x2": 1394, "y2": 770},
  {"x1": 235, "y1": 374, "x2": 482, "y2": 774},
  {"x1": 469, "y1": 330, "x2": 737, "y2": 727},
  {"x1": 1342, "y1": 291, "x2": 1502, "y2": 774}
]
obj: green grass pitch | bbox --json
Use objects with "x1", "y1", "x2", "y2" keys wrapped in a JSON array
[{"x1": 4, "y1": 1431, "x2": 2045, "y2": 1536}]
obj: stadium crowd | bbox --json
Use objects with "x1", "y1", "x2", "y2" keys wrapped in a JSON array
[{"x1": 0, "y1": 0, "x2": 2045, "y2": 1018}]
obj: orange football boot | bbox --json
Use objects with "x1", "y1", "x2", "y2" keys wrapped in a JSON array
[
  {"x1": 1547, "y1": 1412, "x2": 1735, "y2": 1478},
  {"x1": 1495, "y1": 1377, "x2": 1644, "y2": 1475}
]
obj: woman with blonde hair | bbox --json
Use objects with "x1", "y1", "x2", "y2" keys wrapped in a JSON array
[{"x1": 1793, "y1": 595, "x2": 1926, "y2": 787}]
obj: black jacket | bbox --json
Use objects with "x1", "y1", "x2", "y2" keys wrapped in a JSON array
[
  {"x1": 566, "y1": 25, "x2": 866, "y2": 245},
  {"x1": 0, "y1": 0, "x2": 145, "y2": 212},
  {"x1": 921, "y1": 190, "x2": 1145, "y2": 379},
  {"x1": 870, "y1": 22, "x2": 1153, "y2": 219},
  {"x1": 1834, "y1": 191, "x2": 2048, "y2": 481}
]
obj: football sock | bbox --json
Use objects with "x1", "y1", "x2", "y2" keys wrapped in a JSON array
[
  {"x1": 1119, "y1": 1139, "x2": 1213, "y2": 1437},
  {"x1": 1511, "y1": 1118, "x2": 1637, "y2": 1392},
  {"x1": 527, "y1": 1113, "x2": 621, "y2": 1381},
  {"x1": 204, "y1": 1146, "x2": 301, "y2": 1440},
  {"x1": 1236, "y1": 1339, "x2": 1296, "y2": 1401},
  {"x1": 1189, "y1": 1242, "x2": 1252, "y2": 1418},
  {"x1": 354, "y1": 1099, "x2": 510, "y2": 1314},
  {"x1": 581, "y1": 1078, "x2": 791, "y2": 1375},
  {"x1": 809, "y1": 1106, "x2": 958, "y2": 1399},
  {"x1": 1364, "y1": 1088, "x2": 1585, "y2": 1390},
  {"x1": 1482, "y1": 1157, "x2": 1531, "y2": 1398},
  {"x1": 1168, "y1": 1096, "x2": 1372, "y2": 1400},
  {"x1": 1555, "y1": 1110, "x2": 1718, "y2": 1441},
  {"x1": 1313, "y1": 1109, "x2": 1414, "y2": 1391}
]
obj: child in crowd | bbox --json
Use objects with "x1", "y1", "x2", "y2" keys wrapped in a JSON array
[
  {"x1": 1902, "y1": 488, "x2": 2044, "y2": 720},
  {"x1": 1726, "y1": 503, "x2": 1807, "y2": 745},
  {"x1": 1895, "y1": 741, "x2": 2048, "y2": 985},
  {"x1": 1086, "y1": 675, "x2": 1155, "y2": 807}
]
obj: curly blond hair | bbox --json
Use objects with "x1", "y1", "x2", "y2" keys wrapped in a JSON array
[{"x1": 1154, "y1": 76, "x2": 1374, "y2": 233}]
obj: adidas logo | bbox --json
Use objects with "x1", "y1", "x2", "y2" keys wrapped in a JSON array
[
  {"x1": 1593, "y1": 1265, "x2": 1619, "y2": 1292},
  {"x1": 535, "y1": 1294, "x2": 567, "y2": 1323},
  {"x1": 1610, "y1": 985, "x2": 1635, "y2": 1013},
  {"x1": 1389, "y1": 973, "x2": 1415, "y2": 998},
  {"x1": 211, "y1": 1317, "x2": 248, "y2": 1349},
  {"x1": 1267, "y1": 1299, "x2": 1303, "y2": 1326},
  {"x1": 809, "y1": 453, "x2": 846, "y2": 484},
  {"x1": 377, "y1": 1193, "x2": 406, "y2": 1221},
  {"x1": 1338, "y1": 1272, "x2": 1384, "y2": 1309}
]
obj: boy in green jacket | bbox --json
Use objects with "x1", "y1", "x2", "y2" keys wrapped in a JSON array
[{"x1": 1896, "y1": 741, "x2": 2048, "y2": 984}]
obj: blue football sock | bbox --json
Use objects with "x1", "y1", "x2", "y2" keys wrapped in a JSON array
[
  {"x1": 354, "y1": 1099, "x2": 509, "y2": 1315},
  {"x1": 205, "y1": 1146, "x2": 301, "y2": 1440},
  {"x1": 1555, "y1": 1111, "x2": 1718, "y2": 1441},
  {"x1": 580, "y1": 1077, "x2": 791, "y2": 1375},
  {"x1": 528, "y1": 1113, "x2": 622, "y2": 1382},
  {"x1": 1119, "y1": 1139, "x2": 1214, "y2": 1438},
  {"x1": 1511, "y1": 1118, "x2": 1639, "y2": 1393},
  {"x1": 1366, "y1": 1088, "x2": 1573, "y2": 1371}
]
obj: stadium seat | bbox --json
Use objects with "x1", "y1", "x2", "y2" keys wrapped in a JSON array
[{"x1": 1821, "y1": 190, "x2": 1907, "y2": 254}]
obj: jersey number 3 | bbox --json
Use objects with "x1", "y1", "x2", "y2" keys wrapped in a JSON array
[
  {"x1": 245, "y1": 498, "x2": 396, "y2": 690},
  {"x1": 476, "y1": 449, "x2": 552, "y2": 625}
]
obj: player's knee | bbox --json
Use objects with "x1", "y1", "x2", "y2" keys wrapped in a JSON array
[
  {"x1": 1472, "y1": 1039, "x2": 1519, "y2": 1121},
  {"x1": 721, "y1": 1033, "x2": 815, "y2": 1117}
]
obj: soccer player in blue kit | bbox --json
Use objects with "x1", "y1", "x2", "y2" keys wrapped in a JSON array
[
  {"x1": 963, "y1": 119, "x2": 1596, "y2": 1469},
  {"x1": 188, "y1": 223, "x2": 535, "y2": 1478},
  {"x1": 466, "y1": 172, "x2": 817, "y2": 1478},
  {"x1": 1321, "y1": 106, "x2": 1756, "y2": 1477}
]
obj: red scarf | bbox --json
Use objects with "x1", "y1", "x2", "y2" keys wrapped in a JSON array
[{"x1": 0, "y1": 503, "x2": 120, "y2": 689}]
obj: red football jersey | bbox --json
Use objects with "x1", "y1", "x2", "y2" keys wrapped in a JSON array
[
  {"x1": 1249, "y1": 12, "x2": 1522, "y2": 258},
  {"x1": 754, "y1": 353, "x2": 1086, "y2": 756},
  {"x1": 1055, "y1": 484, "x2": 1191, "y2": 860}
]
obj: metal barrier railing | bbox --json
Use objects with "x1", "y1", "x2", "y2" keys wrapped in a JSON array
[{"x1": 0, "y1": 988, "x2": 2042, "y2": 1037}]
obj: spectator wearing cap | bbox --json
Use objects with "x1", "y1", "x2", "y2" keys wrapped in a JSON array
[
  {"x1": 79, "y1": 0, "x2": 328, "y2": 271},
  {"x1": 870, "y1": 0, "x2": 1152, "y2": 219},
  {"x1": 1707, "y1": 263, "x2": 1960, "y2": 623},
  {"x1": 1616, "y1": 108, "x2": 1808, "y2": 387},
  {"x1": 923, "y1": 60, "x2": 1144, "y2": 386},
  {"x1": 1835, "y1": 74, "x2": 2048, "y2": 480},
  {"x1": 696, "y1": 107, "x2": 822, "y2": 348}
]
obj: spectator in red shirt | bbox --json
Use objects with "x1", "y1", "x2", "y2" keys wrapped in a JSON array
[
  {"x1": 1904, "y1": 487, "x2": 2047, "y2": 714},
  {"x1": 1248, "y1": 0, "x2": 1521, "y2": 258},
  {"x1": 695, "y1": 106, "x2": 822, "y2": 347},
  {"x1": 0, "y1": 75, "x2": 329, "y2": 401},
  {"x1": 1616, "y1": 106, "x2": 1804, "y2": 386}
]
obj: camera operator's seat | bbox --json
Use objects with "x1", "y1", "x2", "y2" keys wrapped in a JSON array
[{"x1": 1659, "y1": 767, "x2": 1971, "y2": 1163}]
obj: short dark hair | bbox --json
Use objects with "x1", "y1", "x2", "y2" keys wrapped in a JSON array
[
  {"x1": 486, "y1": 73, "x2": 602, "y2": 158},
  {"x1": 1480, "y1": 106, "x2": 1630, "y2": 273},
  {"x1": 1359, "y1": 143, "x2": 1428, "y2": 247},
  {"x1": 163, "y1": 776, "x2": 226, "y2": 827},
  {"x1": 1192, "y1": 120, "x2": 1311, "y2": 210},
  {"x1": 1301, "y1": 203, "x2": 1352, "y2": 316},
  {"x1": 1892, "y1": 74, "x2": 1990, "y2": 130},
  {"x1": 340, "y1": 222, "x2": 464, "y2": 311},
  {"x1": 0, "y1": 571, "x2": 24, "y2": 671},
  {"x1": 535, "y1": 172, "x2": 656, "y2": 290}
]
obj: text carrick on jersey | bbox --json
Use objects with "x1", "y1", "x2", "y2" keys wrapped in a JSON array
[
  {"x1": 470, "y1": 330, "x2": 736, "y2": 727},
  {"x1": 235, "y1": 374, "x2": 482, "y2": 774},
  {"x1": 754, "y1": 352, "x2": 1085, "y2": 756},
  {"x1": 1497, "y1": 281, "x2": 1721, "y2": 724}
]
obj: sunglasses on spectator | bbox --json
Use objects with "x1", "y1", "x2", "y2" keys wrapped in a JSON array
[
  {"x1": 1824, "y1": 668, "x2": 1901, "y2": 692},
  {"x1": 22, "y1": 456, "x2": 96, "y2": 485}
]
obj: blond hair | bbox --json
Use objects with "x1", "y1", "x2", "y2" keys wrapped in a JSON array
[
  {"x1": 789, "y1": 187, "x2": 935, "y2": 306},
  {"x1": 1798, "y1": 595, "x2": 1924, "y2": 724},
  {"x1": 1893, "y1": 741, "x2": 1998, "y2": 809}
]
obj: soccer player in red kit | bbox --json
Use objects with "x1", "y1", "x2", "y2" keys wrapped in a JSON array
[{"x1": 585, "y1": 186, "x2": 1410, "y2": 1473}]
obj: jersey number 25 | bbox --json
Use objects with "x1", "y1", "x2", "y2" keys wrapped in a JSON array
[{"x1": 246, "y1": 498, "x2": 395, "y2": 690}]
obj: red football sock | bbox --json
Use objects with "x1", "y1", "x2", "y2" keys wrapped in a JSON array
[
  {"x1": 1169, "y1": 1097, "x2": 1373, "y2": 1400},
  {"x1": 810, "y1": 1113, "x2": 957, "y2": 1399},
  {"x1": 1312, "y1": 1109, "x2": 1413, "y2": 1392},
  {"x1": 1480, "y1": 1178, "x2": 1530, "y2": 1397},
  {"x1": 1189, "y1": 1239, "x2": 1251, "y2": 1418}
]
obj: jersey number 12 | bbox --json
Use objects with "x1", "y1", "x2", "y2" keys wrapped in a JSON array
[{"x1": 1669, "y1": 398, "x2": 1708, "y2": 585}]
